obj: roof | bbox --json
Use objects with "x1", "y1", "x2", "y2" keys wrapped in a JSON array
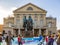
[
  {"x1": 13, "y1": 3, "x2": 47, "y2": 13},
  {"x1": 46, "y1": 17, "x2": 56, "y2": 20}
]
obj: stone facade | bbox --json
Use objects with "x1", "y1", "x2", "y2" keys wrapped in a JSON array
[
  {"x1": 3, "y1": 3, "x2": 57, "y2": 37},
  {"x1": 0, "y1": 24, "x2": 3, "y2": 33}
]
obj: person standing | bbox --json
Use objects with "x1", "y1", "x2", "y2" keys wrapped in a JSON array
[
  {"x1": 48, "y1": 35, "x2": 51, "y2": 45},
  {"x1": 0, "y1": 34, "x2": 2, "y2": 45},
  {"x1": 48, "y1": 35, "x2": 54, "y2": 45},
  {"x1": 45, "y1": 35, "x2": 49, "y2": 45},
  {"x1": 5, "y1": 35, "x2": 9, "y2": 45},
  {"x1": 5, "y1": 34, "x2": 14, "y2": 45},
  {"x1": 18, "y1": 35, "x2": 22, "y2": 45},
  {"x1": 51, "y1": 35, "x2": 54, "y2": 45},
  {"x1": 57, "y1": 33, "x2": 60, "y2": 45}
]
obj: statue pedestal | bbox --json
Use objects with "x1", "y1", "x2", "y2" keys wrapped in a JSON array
[{"x1": 24, "y1": 30, "x2": 33, "y2": 37}]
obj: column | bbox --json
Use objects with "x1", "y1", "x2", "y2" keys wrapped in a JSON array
[
  {"x1": 18, "y1": 24, "x2": 21, "y2": 35},
  {"x1": 46, "y1": 29, "x2": 48, "y2": 35},
  {"x1": 18, "y1": 29, "x2": 21, "y2": 35},
  {"x1": 39, "y1": 29, "x2": 41, "y2": 36},
  {"x1": 33, "y1": 29, "x2": 34, "y2": 36},
  {"x1": 12, "y1": 28, "x2": 13, "y2": 35}
]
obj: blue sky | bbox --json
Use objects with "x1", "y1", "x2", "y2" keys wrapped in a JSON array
[{"x1": 0, "y1": 0, "x2": 60, "y2": 29}]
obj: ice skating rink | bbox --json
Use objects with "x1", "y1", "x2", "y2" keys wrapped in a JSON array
[{"x1": 1, "y1": 37, "x2": 57, "y2": 45}]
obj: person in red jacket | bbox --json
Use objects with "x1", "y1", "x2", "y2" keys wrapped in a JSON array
[
  {"x1": 18, "y1": 35, "x2": 22, "y2": 45},
  {"x1": 45, "y1": 35, "x2": 49, "y2": 45}
]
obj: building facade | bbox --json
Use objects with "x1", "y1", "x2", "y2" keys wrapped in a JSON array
[
  {"x1": 3, "y1": 3, "x2": 57, "y2": 37},
  {"x1": 0, "y1": 24, "x2": 3, "y2": 33}
]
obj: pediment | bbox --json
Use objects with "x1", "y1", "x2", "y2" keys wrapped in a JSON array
[{"x1": 13, "y1": 3, "x2": 47, "y2": 13}]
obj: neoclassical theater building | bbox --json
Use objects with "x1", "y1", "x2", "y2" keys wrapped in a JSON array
[{"x1": 3, "y1": 3, "x2": 57, "y2": 37}]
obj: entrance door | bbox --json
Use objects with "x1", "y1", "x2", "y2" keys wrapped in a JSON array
[
  {"x1": 34, "y1": 29, "x2": 39, "y2": 37},
  {"x1": 41, "y1": 29, "x2": 46, "y2": 36},
  {"x1": 20, "y1": 29, "x2": 33, "y2": 37},
  {"x1": 13, "y1": 29, "x2": 18, "y2": 36}
]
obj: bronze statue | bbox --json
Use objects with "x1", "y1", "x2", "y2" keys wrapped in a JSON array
[
  {"x1": 23, "y1": 16, "x2": 33, "y2": 37},
  {"x1": 23, "y1": 16, "x2": 33, "y2": 31}
]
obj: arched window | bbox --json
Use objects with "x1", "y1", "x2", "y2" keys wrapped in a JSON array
[{"x1": 27, "y1": 7, "x2": 33, "y2": 10}]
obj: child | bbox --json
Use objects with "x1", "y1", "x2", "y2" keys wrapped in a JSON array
[
  {"x1": 18, "y1": 35, "x2": 22, "y2": 45},
  {"x1": 45, "y1": 35, "x2": 49, "y2": 45}
]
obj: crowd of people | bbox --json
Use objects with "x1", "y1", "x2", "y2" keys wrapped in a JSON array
[
  {"x1": 0, "y1": 32, "x2": 60, "y2": 45},
  {"x1": 42, "y1": 33, "x2": 60, "y2": 45},
  {"x1": 0, "y1": 32, "x2": 23, "y2": 45}
]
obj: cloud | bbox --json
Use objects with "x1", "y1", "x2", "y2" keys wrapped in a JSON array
[
  {"x1": 0, "y1": 6, "x2": 17, "y2": 24},
  {"x1": 0, "y1": 6, "x2": 8, "y2": 16},
  {"x1": 10, "y1": 7, "x2": 17, "y2": 15}
]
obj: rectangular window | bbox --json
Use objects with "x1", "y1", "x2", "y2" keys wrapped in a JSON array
[
  {"x1": 35, "y1": 14, "x2": 38, "y2": 18},
  {"x1": 34, "y1": 19, "x2": 37, "y2": 28},
  {"x1": 16, "y1": 19, "x2": 20, "y2": 28},
  {"x1": 16, "y1": 19, "x2": 20, "y2": 24},
  {"x1": 16, "y1": 14, "x2": 20, "y2": 18},
  {"x1": 48, "y1": 22, "x2": 52, "y2": 27},
  {"x1": 40, "y1": 20, "x2": 44, "y2": 27},
  {"x1": 40, "y1": 14, "x2": 43, "y2": 18},
  {"x1": 8, "y1": 22, "x2": 13, "y2": 27}
]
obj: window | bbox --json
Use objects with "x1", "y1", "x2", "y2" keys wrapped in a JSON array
[
  {"x1": 48, "y1": 22, "x2": 52, "y2": 27},
  {"x1": 40, "y1": 14, "x2": 43, "y2": 18},
  {"x1": 16, "y1": 19, "x2": 20, "y2": 24},
  {"x1": 40, "y1": 20, "x2": 44, "y2": 27},
  {"x1": 8, "y1": 22, "x2": 13, "y2": 27},
  {"x1": 16, "y1": 14, "x2": 20, "y2": 18},
  {"x1": 35, "y1": 14, "x2": 37, "y2": 18},
  {"x1": 34, "y1": 19, "x2": 37, "y2": 28},
  {"x1": 27, "y1": 7, "x2": 33, "y2": 10},
  {"x1": 16, "y1": 19, "x2": 20, "y2": 28},
  {"x1": 34, "y1": 14, "x2": 38, "y2": 21}
]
